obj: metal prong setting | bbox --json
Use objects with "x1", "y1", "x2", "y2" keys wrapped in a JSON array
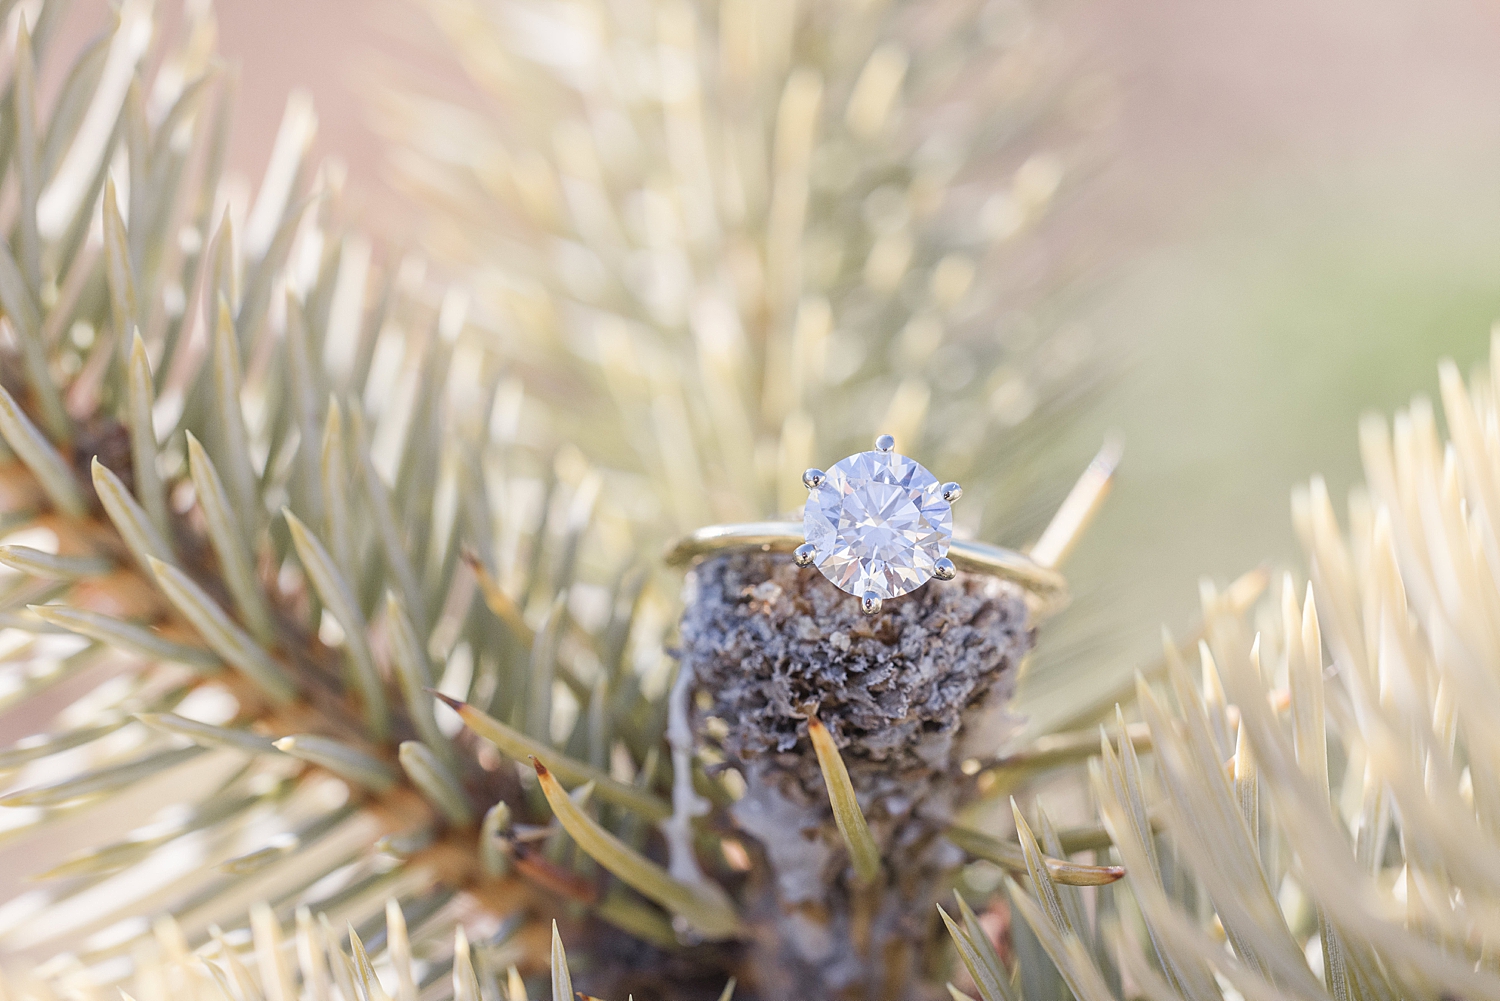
[
  {"x1": 861, "y1": 592, "x2": 883, "y2": 615},
  {"x1": 803, "y1": 468, "x2": 825, "y2": 490},
  {"x1": 942, "y1": 482, "x2": 963, "y2": 503},
  {"x1": 933, "y1": 557, "x2": 956, "y2": 581},
  {"x1": 874, "y1": 434, "x2": 895, "y2": 453},
  {"x1": 794, "y1": 542, "x2": 817, "y2": 568}
]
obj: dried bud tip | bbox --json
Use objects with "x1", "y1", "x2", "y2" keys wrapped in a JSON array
[
  {"x1": 426, "y1": 688, "x2": 465, "y2": 712},
  {"x1": 531, "y1": 756, "x2": 549, "y2": 777}
]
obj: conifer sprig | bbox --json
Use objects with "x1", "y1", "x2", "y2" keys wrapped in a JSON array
[
  {"x1": 0, "y1": 3, "x2": 719, "y2": 992},
  {"x1": 950, "y1": 349, "x2": 1500, "y2": 998},
  {"x1": 2, "y1": 0, "x2": 1489, "y2": 999}
]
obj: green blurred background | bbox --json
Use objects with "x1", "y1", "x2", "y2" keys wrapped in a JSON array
[
  {"x1": 1025, "y1": 154, "x2": 1500, "y2": 727},
  {"x1": 1004, "y1": 0, "x2": 1500, "y2": 717}
]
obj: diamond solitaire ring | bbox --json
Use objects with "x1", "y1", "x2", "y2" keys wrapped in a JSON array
[
  {"x1": 797, "y1": 434, "x2": 956, "y2": 612},
  {"x1": 664, "y1": 434, "x2": 1067, "y2": 615}
]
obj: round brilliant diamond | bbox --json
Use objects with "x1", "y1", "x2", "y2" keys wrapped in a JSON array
[{"x1": 802, "y1": 448, "x2": 953, "y2": 599}]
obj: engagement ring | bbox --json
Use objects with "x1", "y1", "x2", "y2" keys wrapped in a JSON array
[{"x1": 665, "y1": 434, "x2": 1067, "y2": 614}]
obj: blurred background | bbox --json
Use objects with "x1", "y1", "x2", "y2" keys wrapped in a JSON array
[{"x1": 53, "y1": 0, "x2": 1500, "y2": 717}]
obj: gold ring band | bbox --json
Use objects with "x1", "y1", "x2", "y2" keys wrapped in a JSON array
[{"x1": 664, "y1": 521, "x2": 1069, "y2": 610}]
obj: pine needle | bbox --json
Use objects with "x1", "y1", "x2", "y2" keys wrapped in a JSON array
[
  {"x1": 436, "y1": 692, "x2": 671, "y2": 821},
  {"x1": 284, "y1": 509, "x2": 389, "y2": 737},
  {"x1": 938, "y1": 900, "x2": 1014, "y2": 1001},
  {"x1": 549, "y1": 921, "x2": 572, "y2": 1001},
  {"x1": 187, "y1": 432, "x2": 273, "y2": 643},
  {"x1": 807, "y1": 713, "x2": 882, "y2": 886},
  {"x1": 274, "y1": 734, "x2": 396, "y2": 792},
  {"x1": 93, "y1": 457, "x2": 173, "y2": 569},
  {"x1": 0, "y1": 545, "x2": 111, "y2": 579},
  {"x1": 944, "y1": 825, "x2": 1125, "y2": 886},
  {"x1": 30, "y1": 603, "x2": 219, "y2": 670},
  {"x1": 0, "y1": 382, "x2": 83, "y2": 515},
  {"x1": 148, "y1": 557, "x2": 295, "y2": 701},
  {"x1": 397, "y1": 740, "x2": 473, "y2": 826},
  {"x1": 533, "y1": 759, "x2": 741, "y2": 940}
]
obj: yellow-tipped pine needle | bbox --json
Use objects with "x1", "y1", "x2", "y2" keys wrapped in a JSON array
[
  {"x1": 944, "y1": 825, "x2": 1124, "y2": 886},
  {"x1": 1289, "y1": 582, "x2": 1330, "y2": 803},
  {"x1": 462, "y1": 547, "x2": 534, "y2": 644},
  {"x1": 808, "y1": 713, "x2": 882, "y2": 885},
  {"x1": 594, "y1": 890, "x2": 681, "y2": 950},
  {"x1": 434, "y1": 691, "x2": 670, "y2": 821},
  {"x1": 534, "y1": 759, "x2": 742, "y2": 940},
  {"x1": 1029, "y1": 437, "x2": 1121, "y2": 570}
]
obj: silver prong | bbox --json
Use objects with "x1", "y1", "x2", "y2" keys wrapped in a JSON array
[
  {"x1": 874, "y1": 434, "x2": 895, "y2": 453},
  {"x1": 942, "y1": 481, "x2": 963, "y2": 503},
  {"x1": 861, "y1": 592, "x2": 883, "y2": 615},
  {"x1": 794, "y1": 543, "x2": 817, "y2": 568},
  {"x1": 933, "y1": 557, "x2": 956, "y2": 581},
  {"x1": 803, "y1": 468, "x2": 825, "y2": 490}
]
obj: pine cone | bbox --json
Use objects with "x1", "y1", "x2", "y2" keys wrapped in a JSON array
[{"x1": 680, "y1": 552, "x2": 1032, "y2": 999}]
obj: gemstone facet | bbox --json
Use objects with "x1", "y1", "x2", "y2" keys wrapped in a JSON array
[{"x1": 802, "y1": 448, "x2": 954, "y2": 600}]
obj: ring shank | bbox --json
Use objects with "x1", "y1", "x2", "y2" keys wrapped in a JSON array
[{"x1": 664, "y1": 520, "x2": 1068, "y2": 607}]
